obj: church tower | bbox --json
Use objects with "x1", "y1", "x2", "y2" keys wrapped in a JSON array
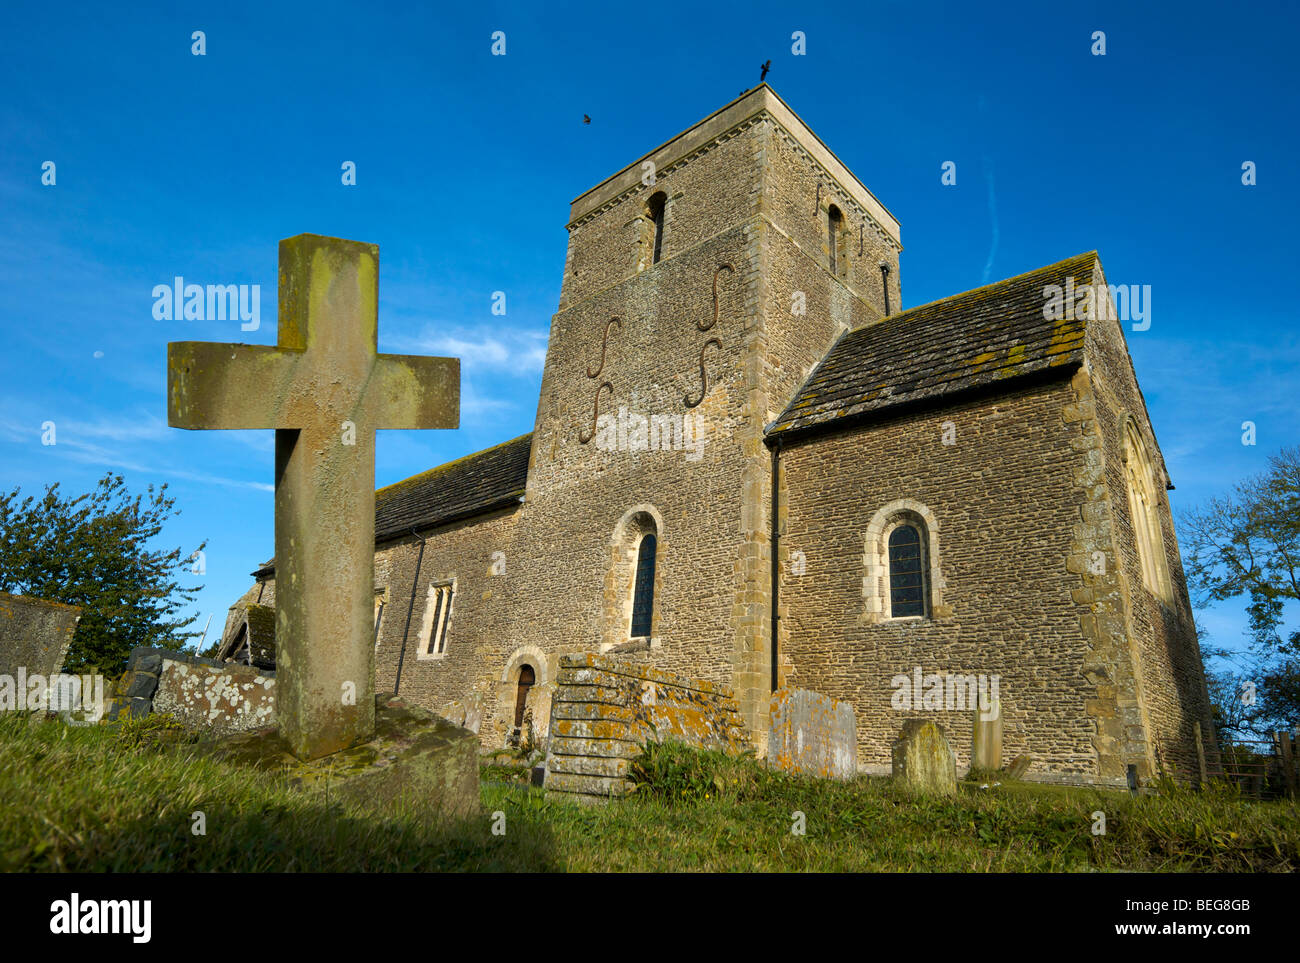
[{"x1": 517, "y1": 85, "x2": 903, "y2": 740}]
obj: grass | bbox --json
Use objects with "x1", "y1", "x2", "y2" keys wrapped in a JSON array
[{"x1": 2, "y1": 713, "x2": 1297, "y2": 872}]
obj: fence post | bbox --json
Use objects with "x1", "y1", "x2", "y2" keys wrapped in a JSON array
[
  {"x1": 1194, "y1": 721, "x2": 1209, "y2": 790},
  {"x1": 1277, "y1": 730, "x2": 1297, "y2": 800}
]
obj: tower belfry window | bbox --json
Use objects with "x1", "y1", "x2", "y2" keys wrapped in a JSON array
[
  {"x1": 828, "y1": 205, "x2": 844, "y2": 276},
  {"x1": 647, "y1": 192, "x2": 667, "y2": 264}
]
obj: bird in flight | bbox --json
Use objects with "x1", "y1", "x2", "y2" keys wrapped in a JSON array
[
  {"x1": 583, "y1": 114, "x2": 591, "y2": 125},
  {"x1": 760, "y1": 59, "x2": 771, "y2": 82}
]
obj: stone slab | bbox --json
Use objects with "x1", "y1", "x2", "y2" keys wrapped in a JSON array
[
  {"x1": 767, "y1": 688, "x2": 857, "y2": 780},
  {"x1": 0, "y1": 591, "x2": 82, "y2": 679},
  {"x1": 208, "y1": 694, "x2": 478, "y2": 820},
  {"x1": 152, "y1": 658, "x2": 276, "y2": 735}
]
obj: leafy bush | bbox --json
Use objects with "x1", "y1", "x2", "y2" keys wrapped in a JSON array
[{"x1": 629, "y1": 739, "x2": 763, "y2": 803}]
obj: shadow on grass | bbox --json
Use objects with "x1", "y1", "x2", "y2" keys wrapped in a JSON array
[{"x1": 6, "y1": 791, "x2": 563, "y2": 872}]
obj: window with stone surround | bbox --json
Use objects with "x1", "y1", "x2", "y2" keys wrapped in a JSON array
[
  {"x1": 1123, "y1": 419, "x2": 1172, "y2": 602},
  {"x1": 373, "y1": 587, "x2": 386, "y2": 650},
  {"x1": 863, "y1": 499, "x2": 945, "y2": 623},
  {"x1": 417, "y1": 580, "x2": 455, "y2": 659},
  {"x1": 603, "y1": 505, "x2": 664, "y2": 650}
]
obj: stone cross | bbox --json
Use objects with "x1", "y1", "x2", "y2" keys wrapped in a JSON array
[{"x1": 168, "y1": 234, "x2": 459, "y2": 760}]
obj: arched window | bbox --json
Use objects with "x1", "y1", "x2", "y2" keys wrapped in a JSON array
[
  {"x1": 888, "y1": 523, "x2": 926, "y2": 617},
  {"x1": 647, "y1": 192, "x2": 667, "y2": 265},
  {"x1": 827, "y1": 205, "x2": 843, "y2": 276},
  {"x1": 1124, "y1": 420, "x2": 1171, "y2": 601},
  {"x1": 864, "y1": 500, "x2": 943, "y2": 623},
  {"x1": 630, "y1": 533, "x2": 657, "y2": 637}
]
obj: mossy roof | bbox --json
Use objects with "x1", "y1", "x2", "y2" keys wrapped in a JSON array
[
  {"x1": 251, "y1": 433, "x2": 532, "y2": 576},
  {"x1": 374, "y1": 432, "x2": 532, "y2": 542},
  {"x1": 767, "y1": 252, "x2": 1097, "y2": 439}
]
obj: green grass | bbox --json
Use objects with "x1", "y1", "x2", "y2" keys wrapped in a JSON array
[{"x1": 2, "y1": 714, "x2": 1297, "y2": 872}]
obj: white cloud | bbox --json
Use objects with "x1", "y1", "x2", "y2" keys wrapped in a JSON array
[{"x1": 387, "y1": 325, "x2": 548, "y2": 376}]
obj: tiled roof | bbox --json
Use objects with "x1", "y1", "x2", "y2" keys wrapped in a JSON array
[
  {"x1": 768, "y1": 252, "x2": 1096, "y2": 439},
  {"x1": 251, "y1": 433, "x2": 532, "y2": 576},
  {"x1": 374, "y1": 433, "x2": 532, "y2": 542}
]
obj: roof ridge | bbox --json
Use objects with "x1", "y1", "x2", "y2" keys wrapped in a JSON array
[{"x1": 868, "y1": 250, "x2": 1098, "y2": 328}]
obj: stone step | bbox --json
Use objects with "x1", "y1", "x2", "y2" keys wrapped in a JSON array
[
  {"x1": 551, "y1": 718, "x2": 639, "y2": 741},
  {"x1": 544, "y1": 770, "x2": 633, "y2": 798},
  {"x1": 546, "y1": 753, "x2": 631, "y2": 779},
  {"x1": 546, "y1": 734, "x2": 641, "y2": 759},
  {"x1": 550, "y1": 701, "x2": 640, "y2": 723}
]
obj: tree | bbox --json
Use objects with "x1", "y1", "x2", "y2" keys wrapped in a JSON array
[
  {"x1": 0, "y1": 473, "x2": 205, "y2": 674},
  {"x1": 1181, "y1": 446, "x2": 1300, "y2": 733}
]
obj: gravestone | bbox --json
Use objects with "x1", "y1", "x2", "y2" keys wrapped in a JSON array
[
  {"x1": 168, "y1": 234, "x2": 459, "y2": 760},
  {"x1": 0, "y1": 591, "x2": 82, "y2": 680},
  {"x1": 891, "y1": 719, "x2": 957, "y2": 795},
  {"x1": 1005, "y1": 755, "x2": 1031, "y2": 780},
  {"x1": 767, "y1": 688, "x2": 857, "y2": 780},
  {"x1": 971, "y1": 696, "x2": 1003, "y2": 770}
]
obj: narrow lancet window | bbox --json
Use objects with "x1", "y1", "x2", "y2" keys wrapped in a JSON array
[
  {"x1": 648, "y1": 192, "x2": 667, "y2": 264},
  {"x1": 630, "y1": 533, "x2": 657, "y2": 637}
]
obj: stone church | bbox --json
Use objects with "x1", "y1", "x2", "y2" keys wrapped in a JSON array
[{"x1": 221, "y1": 85, "x2": 1216, "y2": 785}]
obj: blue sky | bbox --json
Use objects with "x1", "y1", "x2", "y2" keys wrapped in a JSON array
[{"x1": 1, "y1": 1, "x2": 1295, "y2": 664}]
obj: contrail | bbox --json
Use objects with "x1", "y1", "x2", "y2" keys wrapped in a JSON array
[{"x1": 981, "y1": 155, "x2": 999, "y2": 284}]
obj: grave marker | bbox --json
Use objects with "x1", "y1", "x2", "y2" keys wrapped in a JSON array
[{"x1": 168, "y1": 234, "x2": 459, "y2": 759}]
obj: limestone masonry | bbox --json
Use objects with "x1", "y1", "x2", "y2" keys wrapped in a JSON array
[{"x1": 223, "y1": 85, "x2": 1216, "y2": 786}]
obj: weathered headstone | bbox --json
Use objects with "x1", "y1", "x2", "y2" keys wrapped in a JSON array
[
  {"x1": 971, "y1": 696, "x2": 1002, "y2": 770},
  {"x1": 1004, "y1": 754, "x2": 1031, "y2": 780},
  {"x1": 768, "y1": 688, "x2": 857, "y2": 780},
  {"x1": 0, "y1": 591, "x2": 82, "y2": 681},
  {"x1": 891, "y1": 719, "x2": 957, "y2": 795},
  {"x1": 168, "y1": 234, "x2": 459, "y2": 759}
]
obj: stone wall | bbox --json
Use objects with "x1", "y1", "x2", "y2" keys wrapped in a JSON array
[
  {"x1": 1083, "y1": 260, "x2": 1218, "y2": 775},
  {"x1": 0, "y1": 591, "x2": 82, "y2": 679},
  {"x1": 544, "y1": 653, "x2": 748, "y2": 801},
  {"x1": 110, "y1": 646, "x2": 275, "y2": 735},
  {"x1": 778, "y1": 377, "x2": 1110, "y2": 779},
  {"x1": 371, "y1": 506, "x2": 521, "y2": 745}
]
